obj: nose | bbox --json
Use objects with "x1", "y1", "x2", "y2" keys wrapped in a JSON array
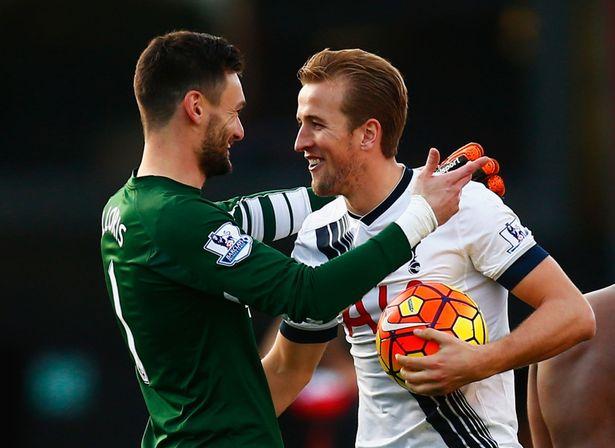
[
  {"x1": 294, "y1": 125, "x2": 313, "y2": 153},
  {"x1": 233, "y1": 117, "x2": 245, "y2": 142}
]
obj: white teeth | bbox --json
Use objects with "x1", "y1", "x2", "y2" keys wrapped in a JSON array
[{"x1": 307, "y1": 157, "x2": 323, "y2": 169}]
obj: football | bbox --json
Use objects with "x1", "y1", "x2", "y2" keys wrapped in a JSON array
[{"x1": 376, "y1": 280, "x2": 488, "y2": 390}]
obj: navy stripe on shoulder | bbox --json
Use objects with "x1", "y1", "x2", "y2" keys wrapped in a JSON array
[
  {"x1": 280, "y1": 321, "x2": 338, "y2": 344},
  {"x1": 497, "y1": 244, "x2": 549, "y2": 290}
]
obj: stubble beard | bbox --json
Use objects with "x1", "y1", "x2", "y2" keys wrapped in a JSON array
[
  {"x1": 311, "y1": 142, "x2": 358, "y2": 197},
  {"x1": 312, "y1": 166, "x2": 350, "y2": 197},
  {"x1": 198, "y1": 115, "x2": 232, "y2": 179}
]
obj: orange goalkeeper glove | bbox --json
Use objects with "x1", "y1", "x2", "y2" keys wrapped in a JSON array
[{"x1": 437, "y1": 142, "x2": 505, "y2": 197}]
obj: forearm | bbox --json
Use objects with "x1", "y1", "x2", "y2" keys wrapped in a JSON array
[
  {"x1": 262, "y1": 352, "x2": 313, "y2": 416},
  {"x1": 300, "y1": 224, "x2": 411, "y2": 320},
  {"x1": 222, "y1": 187, "x2": 335, "y2": 243},
  {"x1": 223, "y1": 222, "x2": 417, "y2": 321},
  {"x1": 478, "y1": 289, "x2": 595, "y2": 378},
  {"x1": 398, "y1": 258, "x2": 596, "y2": 396},
  {"x1": 261, "y1": 333, "x2": 328, "y2": 416},
  {"x1": 217, "y1": 197, "x2": 435, "y2": 321},
  {"x1": 288, "y1": 197, "x2": 435, "y2": 321}
]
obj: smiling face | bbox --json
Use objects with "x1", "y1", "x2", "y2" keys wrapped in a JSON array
[
  {"x1": 294, "y1": 79, "x2": 364, "y2": 197},
  {"x1": 197, "y1": 72, "x2": 246, "y2": 178}
]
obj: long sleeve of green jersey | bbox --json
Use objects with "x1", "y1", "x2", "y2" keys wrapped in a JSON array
[
  {"x1": 147, "y1": 195, "x2": 412, "y2": 323},
  {"x1": 214, "y1": 187, "x2": 334, "y2": 243}
]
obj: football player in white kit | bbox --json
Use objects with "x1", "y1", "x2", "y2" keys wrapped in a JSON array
[{"x1": 261, "y1": 49, "x2": 595, "y2": 448}]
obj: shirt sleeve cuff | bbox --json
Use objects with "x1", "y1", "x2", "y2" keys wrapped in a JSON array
[
  {"x1": 279, "y1": 320, "x2": 339, "y2": 344},
  {"x1": 496, "y1": 244, "x2": 549, "y2": 290}
]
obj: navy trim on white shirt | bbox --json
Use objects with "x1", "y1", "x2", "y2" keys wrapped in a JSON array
[
  {"x1": 497, "y1": 244, "x2": 549, "y2": 290},
  {"x1": 348, "y1": 167, "x2": 413, "y2": 226},
  {"x1": 279, "y1": 320, "x2": 338, "y2": 343}
]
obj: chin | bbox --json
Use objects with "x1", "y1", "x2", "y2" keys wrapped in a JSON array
[{"x1": 312, "y1": 181, "x2": 337, "y2": 197}]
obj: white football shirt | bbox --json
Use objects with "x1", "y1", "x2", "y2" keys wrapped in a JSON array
[{"x1": 282, "y1": 167, "x2": 548, "y2": 448}]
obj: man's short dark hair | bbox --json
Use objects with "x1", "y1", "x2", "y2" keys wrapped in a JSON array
[{"x1": 134, "y1": 31, "x2": 244, "y2": 130}]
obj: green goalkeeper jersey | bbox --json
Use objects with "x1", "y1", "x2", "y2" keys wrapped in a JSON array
[{"x1": 100, "y1": 173, "x2": 414, "y2": 447}]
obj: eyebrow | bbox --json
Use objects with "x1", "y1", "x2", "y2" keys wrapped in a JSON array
[{"x1": 297, "y1": 114, "x2": 324, "y2": 123}]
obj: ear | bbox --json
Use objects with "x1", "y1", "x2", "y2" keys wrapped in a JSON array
[
  {"x1": 360, "y1": 118, "x2": 381, "y2": 151},
  {"x1": 182, "y1": 90, "x2": 207, "y2": 125}
]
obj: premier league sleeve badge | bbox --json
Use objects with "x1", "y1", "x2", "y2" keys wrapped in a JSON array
[{"x1": 204, "y1": 222, "x2": 253, "y2": 266}]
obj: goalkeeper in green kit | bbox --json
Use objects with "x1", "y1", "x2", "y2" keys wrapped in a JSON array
[{"x1": 100, "y1": 31, "x2": 487, "y2": 447}]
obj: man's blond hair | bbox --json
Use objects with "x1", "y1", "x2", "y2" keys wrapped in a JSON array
[{"x1": 298, "y1": 49, "x2": 408, "y2": 158}]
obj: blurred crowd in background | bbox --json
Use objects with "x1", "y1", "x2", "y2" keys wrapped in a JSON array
[{"x1": 1, "y1": 0, "x2": 613, "y2": 446}]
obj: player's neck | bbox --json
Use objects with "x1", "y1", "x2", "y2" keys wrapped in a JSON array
[
  {"x1": 138, "y1": 127, "x2": 205, "y2": 189},
  {"x1": 344, "y1": 159, "x2": 405, "y2": 216}
]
